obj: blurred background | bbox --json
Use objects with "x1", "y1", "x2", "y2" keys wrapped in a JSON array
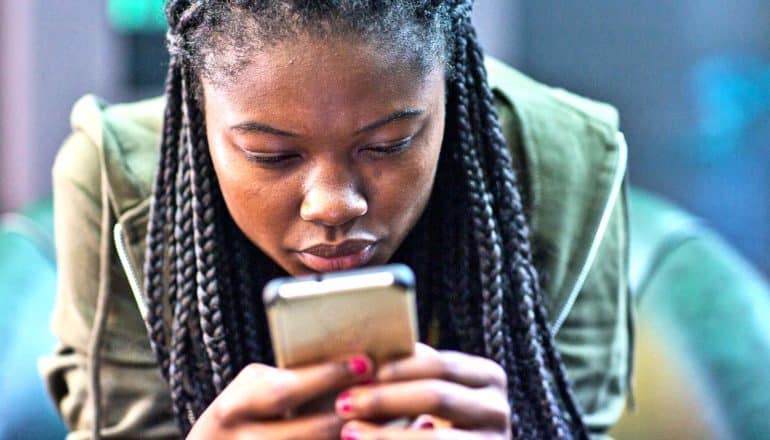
[
  {"x1": 1, "y1": 1, "x2": 769, "y2": 439},
  {"x1": 1, "y1": 0, "x2": 768, "y2": 276}
]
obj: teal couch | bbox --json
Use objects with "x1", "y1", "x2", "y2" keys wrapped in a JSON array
[
  {"x1": 612, "y1": 189, "x2": 770, "y2": 439},
  {"x1": 0, "y1": 199, "x2": 66, "y2": 439}
]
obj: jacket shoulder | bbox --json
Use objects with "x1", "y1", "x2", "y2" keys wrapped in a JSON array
[
  {"x1": 485, "y1": 56, "x2": 619, "y2": 134},
  {"x1": 62, "y1": 94, "x2": 164, "y2": 216}
]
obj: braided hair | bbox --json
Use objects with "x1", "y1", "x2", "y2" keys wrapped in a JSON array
[{"x1": 143, "y1": 1, "x2": 590, "y2": 438}]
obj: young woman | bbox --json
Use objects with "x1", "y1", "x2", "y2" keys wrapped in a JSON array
[{"x1": 43, "y1": 1, "x2": 632, "y2": 439}]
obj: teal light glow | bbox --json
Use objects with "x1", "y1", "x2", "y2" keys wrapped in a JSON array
[{"x1": 107, "y1": 0, "x2": 167, "y2": 32}]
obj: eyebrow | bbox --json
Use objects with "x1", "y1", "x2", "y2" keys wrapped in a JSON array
[
  {"x1": 354, "y1": 109, "x2": 425, "y2": 135},
  {"x1": 229, "y1": 108, "x2": 425, "y2": 138},
  {"x1": 230, "y1": 121, "x2": 299, "y2": 137}
]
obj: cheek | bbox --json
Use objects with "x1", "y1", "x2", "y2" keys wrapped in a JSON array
[
  {"x1": 367, "y1": 142, "x2": 441, "y2": 233},
  {"x1": 208, "y1": 142, "x2": 298, "y2": 253},
  {"x1": 368, "y1": 113, "x2": 444, "y2": 238}
]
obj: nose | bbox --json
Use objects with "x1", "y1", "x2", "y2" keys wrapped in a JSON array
[{"x1": 300, "y1": 167, "x2": 368, "y2": 227}]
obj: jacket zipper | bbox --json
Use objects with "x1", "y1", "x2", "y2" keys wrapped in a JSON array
[
  {"x1": 113, "y1": 223, "x2": 148, "y2": 321},
  {"x1": 550, "y1": 132, "x2": 629, "y2": 336}
]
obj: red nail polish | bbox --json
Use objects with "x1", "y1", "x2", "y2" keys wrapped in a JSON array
[
  {"x1": 419, "y1": 420, "x2": 435, "y2": 430},
  {"x1": 348, "y1": 356, "x2": 371, "y2": 376},
  {"x1": 336, "y1": 391, "x2": 353, "y2": 413}
]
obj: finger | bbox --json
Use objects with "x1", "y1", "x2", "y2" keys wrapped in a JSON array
[
  {"x1": 262, "y1": 412, "x2": 344, "y2": 440},
  {"x1": 230, "y1": 412, "x2": 344, "y2": 440},
  {"x1": 377, "y1": 345, "x2": 507, "y2": 389},
  {"x1": 335, "y1": 380, "x2": 510, "y2": 430},
  {"x1": 213, "y1": 355, "x2": 373, "y2": 422},
  {"x1": 342, "y1": 420, "x2": 481, "y2": 440}
]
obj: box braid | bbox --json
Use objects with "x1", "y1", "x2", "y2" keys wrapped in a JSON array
[
  {"x1": 139, "y1": 0, "x2": 590, "y2": 438},
  {"x1": 453, "y1": 7, "x2": 582, "y2": 438}
]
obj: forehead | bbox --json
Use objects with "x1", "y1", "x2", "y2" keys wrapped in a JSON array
[{"x1": 201, "y1": 35, "x2": 444, "y2": 131}]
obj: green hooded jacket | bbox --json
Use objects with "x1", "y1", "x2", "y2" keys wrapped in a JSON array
[{"x1": 41, "y1": 57, "x2": 632, "y2": 439}]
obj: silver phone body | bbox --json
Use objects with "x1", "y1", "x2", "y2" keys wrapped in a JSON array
[{"x1": 263, "y1": 264, "x2": 418, "y2": 368}]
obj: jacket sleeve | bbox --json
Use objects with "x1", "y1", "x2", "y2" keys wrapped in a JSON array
[
  {"x1": 553, "y1": 181, "x2": 633, "y2": 438},
  {"x1": 40, "y1": 129, "x2": 180, "y2": 439}
]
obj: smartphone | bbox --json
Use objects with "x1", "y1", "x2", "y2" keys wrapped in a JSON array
[{"x1": 263, "y1": 264, "x2": 418, "y2": 369}]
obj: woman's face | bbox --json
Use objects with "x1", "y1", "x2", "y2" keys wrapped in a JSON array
[{"x1": 202, "y1": 36, "x2": 446, "y2": 275}]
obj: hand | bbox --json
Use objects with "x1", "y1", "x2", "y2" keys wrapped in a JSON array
[
  {"x1": 186, "y1": 354, "x2": 374, "y2": 439},
  {"x1": 335, "y1": 344, "x2": 512, "y2": 439}
]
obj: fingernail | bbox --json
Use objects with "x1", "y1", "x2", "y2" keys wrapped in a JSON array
[
  {"x1": 336, "y1": 391, "x2": 353, "y2": 413},
  {"x1": 348, "y1": 356, "x2": 371, "y2": 376},
  {"x1": 418, "y1": 420, "x2": 435, "y2": 429},
  {"x1": 341, "y1": 425, "x2": 359, "y2": 440}
]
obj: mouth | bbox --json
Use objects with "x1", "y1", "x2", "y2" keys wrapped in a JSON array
[{"x1": 296, "y1": 239, "x2": 377, "y2": 272}]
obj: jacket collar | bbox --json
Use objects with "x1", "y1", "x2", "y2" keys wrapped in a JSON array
[{"x1": 69, "y1": 95, "x2": 160, "y2": 322}]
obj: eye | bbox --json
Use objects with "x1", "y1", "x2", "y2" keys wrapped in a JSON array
[
  {"x1": 360, "y1": 137, "x2": 414, "y2": 159},
  {"x1": 242, "y1": 150, "x2": 301, "y2": 168}
]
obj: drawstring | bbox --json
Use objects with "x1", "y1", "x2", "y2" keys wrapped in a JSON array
[{"x1": 88, "y1": 170, "x2": 114, "y2": 440}]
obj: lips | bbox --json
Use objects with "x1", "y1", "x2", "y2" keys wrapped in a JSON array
[{"x1": 297, "y1": 239, "x2": 376, "y2": 272}]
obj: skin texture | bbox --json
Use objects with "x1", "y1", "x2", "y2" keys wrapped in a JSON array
[
  {"x1": 203, "y1": 35, "x2": 445, "y2": 275},
  {"x1": 191, "y1": 36, "x2": 511, "y2": 439}
]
